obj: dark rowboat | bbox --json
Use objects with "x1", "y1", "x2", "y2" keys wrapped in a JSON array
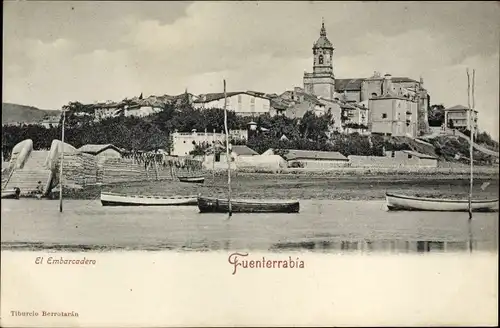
[
  {"x1": 178, "y1": 176, "x2": 205, "y2": 184},
  {"x1": 1, "y1": 187, "x2": 21, "y2": 199},
  {"x1": 101, "y1": 192, "x2": 198, "y2": 206},
  {"x1": 197, "y1": 196, "x2": 300, "y2": 213},
  {"x1": 386, "y1": 192, "x2": 499, "y2": 212}
]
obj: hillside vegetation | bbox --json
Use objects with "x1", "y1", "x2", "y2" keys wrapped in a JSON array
[{"x1": 1, "y1": 101, "x2": 498, "y2": 166}]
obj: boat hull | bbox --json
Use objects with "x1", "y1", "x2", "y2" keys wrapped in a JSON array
[
  {"x1": 100, "y1": 192, "x2": 198, "y2": 206},
  {"x1": 197, "y1": 196, "x2": 300, "y2": 213},
  {"x1": 178, "y1": 176, "x2": 205, "y2": 184},
  {"x1": 386, "y1": 193, "x2": 499, "y2": 212},
  {"x1": 1, "y1": 188, "x2": 20, "y2": 199}
]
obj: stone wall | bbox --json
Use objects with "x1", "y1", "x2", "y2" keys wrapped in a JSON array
[
  {"x1": 289, "y1": 159, "x2": 350, "y2": 169},
  {"x1": 348, "y1": 155, "x2": 437, "y2": 168},
  {"x1": 57, "y1": 152, "x2": 98, "y2": 187}
]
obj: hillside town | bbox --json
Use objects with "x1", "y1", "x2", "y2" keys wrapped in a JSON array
[
  {"x1": 2, "y1": 21, "x2": 499, "y2": 197},
  {"x1": 26, "y1": 23, "x2": 433, "y2": 137}
]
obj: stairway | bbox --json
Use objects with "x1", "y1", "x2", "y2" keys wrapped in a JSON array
[
  {"x1": 22, "y1": 150, "x2": 50, "y2": 169},
  {"x1": 5, "y1": 169, "x2": 53, "y2": 196},
  {"x1": 3, "y1": 150, "x2": 53, "y2": 196}
]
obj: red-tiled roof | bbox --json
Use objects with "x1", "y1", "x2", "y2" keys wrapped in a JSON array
[
  {"x1": 445, "y1": 105, "x2": 478, "y2": 113},
  {"x1": 232, "y1": 145, "x2": 259, "y2": 156},
  {"x1": 193, "y1": 91, "x2": 270, "y2": 103},
  {"x1": 446, "y1": 105, "x2": 469, "y2": 110},
  {"x1": 391, "y1": 77, "x2": 419, "y2": 83},
  {"x1": 335, "y1": 79, "x2": 364, "y2": 91},
  {"x1": 335, "y1": 77, "x2": 419, "y2": 92},
  {"x1": 78, "y1": 144, "x2": 122, "y2": 155}
]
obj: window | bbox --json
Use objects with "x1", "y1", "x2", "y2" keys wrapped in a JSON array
[
  {"x1": 382, "y1": 113, "x2": 387, "y2": 119},
  {"x1": 391, "y1": 151, "x2": 395, "y2": 158},
  {"x1": 407, "y1": 154, "x2": 412, "y2": 159},
  {"x1": 215, "y1": 153, "x2": 221, "y2": 162},
  {"x1": 250, "y1": 97, "x2": 255, "y2": 112},
  {"x1": 319, "y1": 55, "x2": 324, "y2": 64}
]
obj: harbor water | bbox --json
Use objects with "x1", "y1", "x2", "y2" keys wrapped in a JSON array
[{"x1": 1, "y1": 199, "x2": 497, "y2": 253}]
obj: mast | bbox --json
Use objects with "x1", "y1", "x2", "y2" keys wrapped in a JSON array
[
  {"x1": 466, "y1": 68, "x2": 475, "y2": 220},
  {"x1": 59, "y1": 108, "x2": 66, "y2": 213},
  {"x1": 223, "y1": 79, "x2": 232, "y2": 218},
  {"x1": 212, "y1": 128, "x2": 216, "y2": 183}
]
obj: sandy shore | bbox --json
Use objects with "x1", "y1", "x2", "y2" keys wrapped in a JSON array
[{"x1": 55, "y1": 171, "x2": 500, "y2": 201}]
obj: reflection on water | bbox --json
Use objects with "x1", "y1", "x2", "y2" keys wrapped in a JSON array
[
  {"x1": 271, "y1": 239, "x2": 479, "y2": 253},
  {"x1": 1, "y1": 199, "x2": 497, "y2": 254}
]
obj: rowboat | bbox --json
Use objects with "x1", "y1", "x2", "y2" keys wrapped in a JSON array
[
  {"x1": 197, "y1": 196, "x2": 300, "y2": 213},
  {"x1": 101, "y1": 192, "x2": 198, "y2": 206},
  {"x1": 385, "y1": 193, "x2": 499, "y2": 212},
  {"x1": 1, "y1": 187, "x2": 21, "y2": 199},
  {"x1": 178, "y1": 176, "x2": 205, "y2": 184}
]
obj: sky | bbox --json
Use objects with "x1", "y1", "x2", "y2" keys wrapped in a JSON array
[{"x1": 3, "y1": 1, "x2": 499, "y2": 138}]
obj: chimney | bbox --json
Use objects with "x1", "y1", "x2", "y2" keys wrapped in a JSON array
[{"x1": 383, "y1": 74, "x2": 393, "y2": 95}]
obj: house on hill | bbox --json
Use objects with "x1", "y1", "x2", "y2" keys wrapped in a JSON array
[
  {"x1": 78, "y1": 144, "x2": 122, "y2": 159},
  {"x1": 444, "y1": 105, "x2": 478, "y2": 135},
  {"x1": 193, "y1": 91, "x2": 271, "y2": 116}
]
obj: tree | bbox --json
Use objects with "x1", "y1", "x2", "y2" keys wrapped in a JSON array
[
  {"x1": 428, "y1": 104, "x2": 445, "y2": 127},
  {"x1": 298, "y1": 110, "x2": 333, "y2": 141}
]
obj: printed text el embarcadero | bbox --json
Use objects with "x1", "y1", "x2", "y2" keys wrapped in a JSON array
[{"x1": 35, "y1": 256, "x2": 96, "y2": 265}]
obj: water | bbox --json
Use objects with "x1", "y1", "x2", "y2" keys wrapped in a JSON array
[{"x1": 1, "y1": 199, "x2": 497, "y2": 253}]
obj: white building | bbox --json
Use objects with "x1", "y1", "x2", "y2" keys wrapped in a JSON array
[
  {"x1": 341, "y1": 102, "x2": 369, "y2": 134},
  {"x1": 193, "y1": 91, "x2": 271, "y2": 116},
  {"x1": 444, "y1": 105, "x2": 478, "y2": 135},
  {"x1": 170, "y1": 130, "x2": 249, "y2": 156},
  {"x1": 124, "y1": 105, "x2": 162, "y2": 118},
  {"x1": 94, "y1": 106, "x2": 121, "y2": 120}
]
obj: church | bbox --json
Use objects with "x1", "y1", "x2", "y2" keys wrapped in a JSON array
[{"x1": 303, "y1": 20, "x2": 430, "y2": 137}]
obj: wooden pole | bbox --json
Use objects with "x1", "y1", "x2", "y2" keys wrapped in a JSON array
[
  {"x1": 467, "y1": 68, "x2": 474, "y2": 220},
  {"x1": 153, "y1": 150, "x2": 159, "y2": 181},
  {"x1": 59, "y1": 108, "x2": 65, "y2": 213},
  {"x1": 223, "y1": 79, "x2": 232, "y2": 218},
  {"x1": 212, "y1": 128, "x2": 216, "y2": 184}
]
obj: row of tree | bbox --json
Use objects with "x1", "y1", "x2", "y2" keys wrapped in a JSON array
[{"x1": 3, "y1": 100, "x2": 496, "y2": 160}]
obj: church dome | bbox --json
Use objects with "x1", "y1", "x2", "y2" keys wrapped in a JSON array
[{"x1": 313, "y1": 21, "x2": 334, "y2": 49}]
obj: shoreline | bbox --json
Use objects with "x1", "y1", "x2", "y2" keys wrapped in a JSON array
[{"x1": 37, "y1": 171, "x2": 499, "y2": 201}]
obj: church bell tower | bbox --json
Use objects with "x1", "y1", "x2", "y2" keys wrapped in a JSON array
[{"x1": 303, "y1": 19, "x2": 335, "y2": 100}]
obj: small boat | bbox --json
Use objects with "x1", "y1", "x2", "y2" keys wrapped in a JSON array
[
  {"x1": 101, "y1": 192, "x2": 198, "y2": 206},
  {"x1": 178, "y1": 176, "x2": 205, "y2": 184},
  {"x1": 385, "y1": 193, "x2": 499, "y2": 212},
  {"x1": 197, "y1": 196, "x2": 300, "y2": 213},
  {"x1": 1, "y1": 187, "x2": 21, "y2": 199}
]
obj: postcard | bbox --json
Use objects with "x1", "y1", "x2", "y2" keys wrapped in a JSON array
[{"x1": 1, "y1": 1, "x2": 498, "y2": 327}]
